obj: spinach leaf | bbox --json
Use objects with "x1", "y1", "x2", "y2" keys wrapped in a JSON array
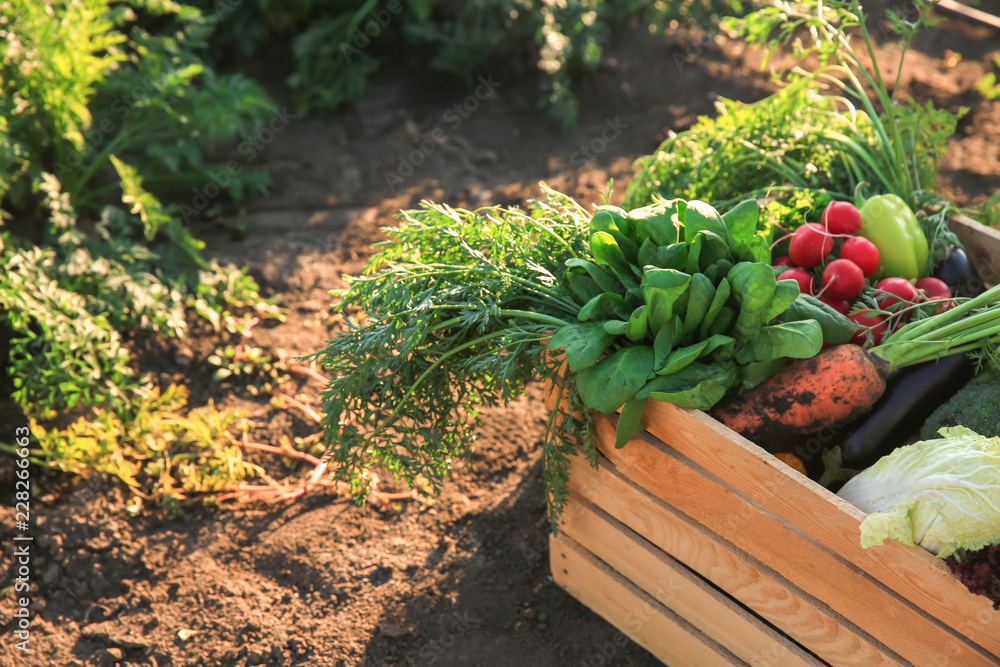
[
  {"x1": 760, "y1": 319, "x2": 823, "y2": 359},
  {"x1": 749, "y1": 235, "x2": 772, "y2": 264},
  {"x1": 683, "y1": 200, "x2": 734, "y2": 246},
  {"x1": 707, "y1": 306, "x2": 735, "y2": 336},
  {"x1": 629, "y1": 201, "x2": 683, "y2": 246},
  {"x1": 615, "y1": 398, "x2": 649, "y2": 449},
  {"x1": 638, "y1": 238, "x2": 659, "y2": 268},
  {"x1": 591, "y1": 209, "x2": 639, "y2": 265},
  {"x1": 564, "y1": 272, "x2": 604, "y2": 303},
  {"x1": 656, "y1": 243, "x2": 689, "y2": 271},
  {"x1": 683, "y1": 273, "x2": 716, "y2": 341},
  {"x1": 685, "y1": 234, "x2": 703, "y2": 275},
  {"x1": 658, "y1": 334, "x2": 734, "y2": 375},
  {"x1": 738, "y1": 319, "x2": 822, "y2": 363},
  {"x1": 641, "y1": 269, "x2": 691, "y2": 333},
  {"x1": 696, "y1": 231, "x2": 732, "y2": 273},
  {"x1": 578, "y1": 292, "x2": 632, "y2": 321},
  {"x1": 591, "y1": 232, "x2": 629, "y2": 272},
  {"x1": 626, "y1": 305, "x2": 649, "y2": 342},
  {"x1": 764, "y1": 278, "x2": 800, "y2": 321},
  {"x1": 722, "y1": 199, "x2": 760, "y2": 245},
  {"x1": 728, "y1": 262, "x2": 777, "y2": 343},
  {"x1": 603, "y1": 320, "x2": 629, "y2": 335},
  {"x1": 576, "y1": 345, "x2": 656, "y2": 413},
  {"x1": 777, "y1": 294, "x2": 859, "y2": 344},
  {"x1": 739, "y1": 357, "x2": 790, "y2": 392},
  {"x1": 729, "y1": 241, "x2": 759, "y2": 264},
  {"x1": 565, "y1": 258, "x2": 619, "y2": 294},
  {"x1": 699, "y1": 277, "x2": 731, "y2": 339},
  {"x1": 636, "y1": 360, "x2": 737, "y2": 410},
  {"x1": 547, "y1": 323, "x2": 616, "y2": 373},
  {"x1": 652, "y1": 316, "x2": 679, "y2": 371}
]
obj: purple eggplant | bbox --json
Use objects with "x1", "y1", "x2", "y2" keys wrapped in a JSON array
[
  {"x1": 834, "y1": 352, "x2": 975, "y2": 469},
  {"x1": 935, "y1": 246, "x2": 980, "y2": 296}
]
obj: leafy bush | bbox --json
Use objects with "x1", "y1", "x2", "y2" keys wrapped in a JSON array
[
  {"x1": 193, "y1": 0, "x2": 750, "y2": 130},
  {"x1": 0, "y1": 0, "x2": 281, "y2": 502},
  {"x1": 624, "y1": 0, "x2": 961, "y2": 234}
]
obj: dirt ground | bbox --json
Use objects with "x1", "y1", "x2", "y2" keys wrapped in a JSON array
[{"x1": 3, "y1": 6, "x2": 1000, "y2": 666}]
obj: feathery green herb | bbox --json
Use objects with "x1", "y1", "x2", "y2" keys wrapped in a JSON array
[{"x1": 310, "y1": 186, "x2": 598, "y2": 525}]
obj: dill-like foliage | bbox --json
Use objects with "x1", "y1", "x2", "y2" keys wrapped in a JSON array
[{"x1": 310, "y1": 185, "x2": 599, "y2": 526}]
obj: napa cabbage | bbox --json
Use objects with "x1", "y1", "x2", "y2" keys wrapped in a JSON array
[{"x1": 837, "y1": 426, "x2": 1000, "y2": 558}]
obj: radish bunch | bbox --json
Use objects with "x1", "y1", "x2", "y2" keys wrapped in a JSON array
[
  {"x1": 772, "y1": 201, "x2": 954, "y2": 346},
  {"x1": 774, "y1": 201, "x2": 875, "y2": 309}
]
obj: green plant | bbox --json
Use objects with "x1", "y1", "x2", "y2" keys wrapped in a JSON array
[
  {"x1": 194, "y1": 0, "x2": 750, "y2": 130},
  {"x1": 0, "y1": 0, "x2": 283, "y2": 510},
  {"x1": 547, "y1": 197, "x2": 865, "y2": 447},
  {"x1": 2, "y1": 0, "x2": 274, "y2": 214},
  {"x1": 309, "y1": 186, "x2": 598, "y2": 525},
  {"x1": 626, "y1": 0, "x2": 962, "y2": 233},
  {"x1": 1, "y1": 384, "x2": 262, "y2": 517},
  {"x1": 975, "y1": 53, "x2": 1000, "y2": 101}
]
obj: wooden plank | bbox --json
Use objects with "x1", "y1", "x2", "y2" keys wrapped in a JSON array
[
  {"x1": 633, "y1": 400, "x2": 1000, "y2": 661},
  {"x1": 936, "y1": 0, "x2": 1000, "y2": 31},
  {"x1": 566, "y1": 454, "x2": 900, "y2": 666},
  {"x1": 550, "y1": 531, "x2": 746, "y2": 667},
  {"x1": 632, "y1": 401, "x2": 1000, "y2": 656},
  {"x1": 950, "y1": 214, "x2": 1000, "y2": 287},
  {"x1": 560, "y1": 494, "x2": 823, "y2": 667},
  {"x1": 591, "y1": 417, "x2": 997, "y2": 667}
]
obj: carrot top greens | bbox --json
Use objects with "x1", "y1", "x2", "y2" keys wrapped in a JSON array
[{"x1": 308, "y1": 186, "x2": 598, "y2": 525}]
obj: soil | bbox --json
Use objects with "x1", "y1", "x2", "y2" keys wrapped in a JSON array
[{"x1": 3, "y1": 7, "x2": 1000, "y2": 667}]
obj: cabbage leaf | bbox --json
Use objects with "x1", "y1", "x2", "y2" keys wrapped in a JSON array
[{"x1": 837, "y1": 426, "x2": 1000, "y2": 558}]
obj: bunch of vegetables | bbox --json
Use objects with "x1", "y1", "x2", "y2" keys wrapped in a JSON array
[
  {"x1": 625, "y1": 0, "x2": 972, "y2": 269},
  {"x1": 711, "y1": 281, "x2": 1000, "y2": 446},
  {"x1": 774, "y1": 196, "x2": 958, "y2": 346},
  {"x1": 310, "y1": 188, "x2": 859, "y2": 523},
  {"x1": 547, "y1": 197, "x2": 857, "y2": 448}
]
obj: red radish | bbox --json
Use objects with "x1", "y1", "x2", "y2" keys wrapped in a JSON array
[
  {"x1": 788, "y1": 223, "x2": 834, "y2": 268},
  {"x1": 772, "y1": 255, "x2": 796, "y2": 268},
  {"x1": 875, "y1": 277, "x2": 918, "y2": 311},
  {"x1": 822, "y1": 201, "x2": 863, "y2": 235},
  {"x1": 848, "y1": 310, "x2": 888, "y2": 346},
  {"x1": 818, "y1": 295, "x2": 850, "y2": 315},
  {"x1": 915, "y1": 277, "x2": 951, "y2": 300},
  {"x1": 821, "y1": 259, "x2": 865, "y2": 301},
  {"x1": 838, "y1": 236, "x2": 880, "y2": 277},
  {"x1": 780, "y1": 269, "x2": 814, "y2": 296}
]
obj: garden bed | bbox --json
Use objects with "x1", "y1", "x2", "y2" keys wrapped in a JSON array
[{"x1": 548, "y1": 216, "x2": 1000, "y2": 666}]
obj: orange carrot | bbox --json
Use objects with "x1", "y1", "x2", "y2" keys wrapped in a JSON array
[{"x1": 710, "y1": 345, "x2": 889, "y2": 447}]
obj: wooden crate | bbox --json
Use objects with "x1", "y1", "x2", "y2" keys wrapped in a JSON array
[{"x1": 547, "y1": 214, "x2": 1000, "y2": 667}]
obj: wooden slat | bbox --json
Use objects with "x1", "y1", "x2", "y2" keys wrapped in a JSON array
[
  {"x1": 550, "y1": 531, "x2": 746, "y2": 667},
  {"x1": 560, "y1": 494, "x2": 823, "y2": 667},
  {"x1": 566, "y1": 454, "x2": 900, "y2": 666},
  {"x1": 935, "y1": 0, "x2": 1000, "y2": 31},
  {"x1": 950, "y1": 214, "x2": 1000, "y2": 287},
  {"x1": 634, "y1": 400, "x2": 1000, "y2": 661},
  {"x1": 591, "y1": 416, "x2": 997, "y2": 667}
]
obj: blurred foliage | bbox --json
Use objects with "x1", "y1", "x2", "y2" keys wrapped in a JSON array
[
  {"x1": 191, "y1": 0, "x2": 751, "y2": 131},
  {"x1": 18, "y1": 384, "x2": 260, "y2": 517},
  {"x1": 0, "y1": 0, "x2": 283, "y2": 506}
]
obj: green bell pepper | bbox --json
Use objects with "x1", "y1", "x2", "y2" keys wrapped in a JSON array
[{"x1": 858, "y1": 194, "x2": 929, "y2": 281}]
